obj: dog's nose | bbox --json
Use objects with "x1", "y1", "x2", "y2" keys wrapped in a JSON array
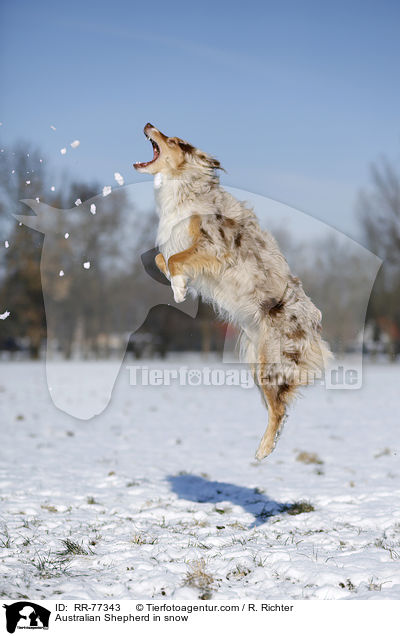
[{"x1": 144, "y1": 122, "x2": 154, "y2": 133}]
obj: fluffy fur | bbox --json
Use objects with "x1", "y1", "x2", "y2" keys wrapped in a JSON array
[{"x1": 134, "y1": 123, "x2": 332, "y2": 459}]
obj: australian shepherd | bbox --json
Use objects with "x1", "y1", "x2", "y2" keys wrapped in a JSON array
[{"x1": 134, "y1": 123, "x2": 331, "y2": 460}]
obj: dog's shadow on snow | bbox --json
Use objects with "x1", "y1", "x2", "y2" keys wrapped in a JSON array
[{"x1": 167, "y1": 474, "x2": 291, "y2": 527}]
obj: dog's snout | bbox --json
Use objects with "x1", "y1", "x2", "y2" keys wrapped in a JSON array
[{"x1": 144, "y1": 122, "x2": 154, "y2": 133}]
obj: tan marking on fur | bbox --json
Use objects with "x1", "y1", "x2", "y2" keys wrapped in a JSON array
[
  {"x1": 255, "y1": 374, "x2": 297, "y2": 460},
  {"x1": 260, "y1": 298, "x2": 275, "y2": 313},
  {"x1": 290, "y1": 326, "x2": 306, "y2": 340},
  {"x1": 254, "y1": 350, "x2": 298, "y2": 460},
  {"x1": 200, "y1": 227, "x2": 212, "y2": 242},
  {"x1": 168, "y1": 249, "x2": 223, "y2": 278},
  {"x1": 155, "y1": 252, "x2": 168, "y2": 277},
  {"x1": 189, "y1": 214, "x2": 201, "y2": 240},
  {"x1": 283, "y1": 350, "x2": 300, "y2": 364},
  {"x1": 269, "y1": 299, "x2": 285, "y2": 317},
  {"x1": 168, "y1": 214, "x2": 224, "y2": 278},
  {"x1": 260, "y1": 296, "x2": 287, "y2": 316}
]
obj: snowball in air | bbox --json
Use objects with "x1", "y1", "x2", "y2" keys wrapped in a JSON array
[
  {"x1": 60, "y1": 148, "x2": 67, "y2": 155},
  {"x1": 90, "y1": 204, "x2": 96, "y2": 215},
  {"x1": 5, "y1": 241, "x2": 9, "y2": 248},
  {"x1": 0, "y1": 311, "x2": 10, "y2": 320},
  {"x1": 114, "y1": 172, "x2": 124, "y2": 186},
  {"x1": 83, "y1": 261, "x2": 91, "y2": 269},
  {"x1": 70, "y1": 140, "x2": 80, "y2": 148},
  {"x1": 50, "y1": 125, "x2": 56, "y2": 130},
  {"x1": 59, "y1": 270, "x2": 65, "y2": 277},
  {"x1": 50, "y1": 186, "x2": 55, "y2": 192},
  {"x1": 64, "y1": 233, "x2": 69, "y2": 239},
  {"x1": 75, "y1": 199, "x2": 82, "y2": 206},
  {"x1": 102, "y1": 186, "x2": 112, "y2": 197}
]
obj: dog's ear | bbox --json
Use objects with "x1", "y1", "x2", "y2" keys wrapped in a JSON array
[
  {"x1": 195, "y1": 150, "x2": 225, "y2": 172},
  {"x1": 208, "y1": 156, "x2": 225, "y2": 172},
  {"x1": 178, "y1": 141, "x2": 195, "y2": 154}
]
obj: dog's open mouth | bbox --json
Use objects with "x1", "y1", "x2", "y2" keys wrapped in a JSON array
[{"x1": 133, "y1": 132, "x2": 160, "y2": 169}]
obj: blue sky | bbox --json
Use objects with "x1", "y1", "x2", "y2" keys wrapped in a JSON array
[{"x1": 1, "y1": 0, "x2": 399, "y2": 239}]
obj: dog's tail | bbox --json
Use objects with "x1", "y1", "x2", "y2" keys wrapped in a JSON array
[{"x1": 239, "y1": 285, "x2": 333, "y2": 460}]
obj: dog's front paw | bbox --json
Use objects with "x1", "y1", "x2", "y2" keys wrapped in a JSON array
[{"x1": 171, "y1": 275, "x2": 188, "y2": 303}]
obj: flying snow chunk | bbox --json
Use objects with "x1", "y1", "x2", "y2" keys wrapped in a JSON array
[
  {"x1": 59, "y1": 270, "x2": 65, "y2": 277},
  {"x1": 60, "y1": 148, "x2": 67, "y2": 155},
  {"x1": 70, "y1": 140, "x2": 80, "y2": 149},
  {"x1": 102, "y1": 186, "x2": 112, "y2": 197},
  {"x1": 50, "y1": 186, "x2": 55, "y2": 192},
  {"x1": 64, "y1": 233, "x2": 69, "y2": 239},
  {"x1": 26, "y1": 180, "x2": 31, "y2": 185},
  {"x1": 83, "y1": 261, "x2": 91, "y2": 269},
  {"x1": 0, "y1": 311, "x2": 10, "y2": 320},
  {"x1": 50, "y1": 125, "x2": 56, "y2": 130},
  {"x1": 90, "y1": 203, "x2": 96, "y2": 215},
  {"x1": 5, "y1": 241, "x2": 9, "y2": 248},
  {"x1": 114, "y1": 172, "x2": 124, "y2": 186},
  {"x1": 75, "y1": 198, "x2": 82, "y2": 206},
  {"x1": 11, "y1": 170, "x2": 15, "y2": 174},
  {"x1": 35, "y1": 197, "x2": 40, "y2": 203}
]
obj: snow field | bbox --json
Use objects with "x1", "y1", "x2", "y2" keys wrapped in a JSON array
[{"x1": 0, "y1": 358, "x2": 399, "y2": 600}]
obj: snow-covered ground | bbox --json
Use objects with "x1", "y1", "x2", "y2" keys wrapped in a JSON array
[{"x1": 0, "y1": 357, "x2": 399, "y2": 600}]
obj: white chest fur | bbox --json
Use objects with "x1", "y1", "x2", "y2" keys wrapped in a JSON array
[{"x1": 155, "y1": 176, "x2": 193, "y2": 262}]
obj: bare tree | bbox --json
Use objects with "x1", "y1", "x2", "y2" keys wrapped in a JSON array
[
  {"x1": 357, "y1": 156, "x2": 400, "y2": 357},
  {"x1": 358, "y1": 158, "x2": 400, "y2": 264},
  {"x1": 0, "y1": 145, "x2": 50, "y2": 357}
]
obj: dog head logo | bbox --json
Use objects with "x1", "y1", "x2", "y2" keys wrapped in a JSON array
[
  {"x1": 3, "y1": 602, "x2": 50, "y2": 633},
  {"x1": 14, "y1": 192, "x2": 198, "y2": 419},
  {"x1": 14, "y1": 183, "x2": 381, "y2": 418}
]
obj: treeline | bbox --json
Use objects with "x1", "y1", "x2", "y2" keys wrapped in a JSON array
[
  {"x1": 356, "y1": 158, "x2": 400, "y2": 358},
  {"x1": 0, "y1": 143, "x2": 399, "y2": 359},
  {"x1": 0, "y1": 143, "x2": 224, "y2": 359}
]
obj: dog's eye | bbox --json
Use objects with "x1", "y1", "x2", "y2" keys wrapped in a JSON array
[{"x1": 167, "y1": 138, "x2": 177, "y2": 147}]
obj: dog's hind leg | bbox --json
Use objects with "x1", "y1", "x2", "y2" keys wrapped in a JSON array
[{"x1": 255, "y1": 382, "x2": 296, "y2": 460}]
